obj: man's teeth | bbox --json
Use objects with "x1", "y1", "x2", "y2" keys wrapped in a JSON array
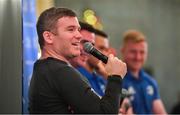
[{"x1": 72, "y1": 43, "x2": 79, "y2": 46}]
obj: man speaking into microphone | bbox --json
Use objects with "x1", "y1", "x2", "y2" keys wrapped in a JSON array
[{"x1": 29, "y1": 7, "x2": 127, "y2": 114}]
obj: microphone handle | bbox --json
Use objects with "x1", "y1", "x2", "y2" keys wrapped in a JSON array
[{"x1": 90, "y1": 48, "x2": 108, "y2": 64}]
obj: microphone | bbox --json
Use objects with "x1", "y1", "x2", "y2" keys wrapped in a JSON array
[{"x1": 83, "y1": 42, "x2": 108, "y2": 64}]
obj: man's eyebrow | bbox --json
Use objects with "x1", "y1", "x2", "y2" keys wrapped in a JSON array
[
  {"x1": 66, "y1": 25, "x2": 75, "y2": 28},
  {"x1": 66, "y1": 25, "x2": 80, "y2": 29},
  {"x1": 66, "y1": 25, "x2": 81, "y2": 31}
]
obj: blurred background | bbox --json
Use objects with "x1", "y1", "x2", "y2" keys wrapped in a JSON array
[{"x1": 0, "y1": 0, "x2": 180, "y2": 113}]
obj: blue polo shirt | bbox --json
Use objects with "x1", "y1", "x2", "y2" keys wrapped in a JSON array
[
  {"x1": 77, "y1": 66, "x2": 107, "y2": 96},
  {"x1": 122, "y1": 69, "x2": 160, "y2": 114}
]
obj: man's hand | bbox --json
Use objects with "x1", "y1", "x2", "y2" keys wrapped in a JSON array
[{"x1": 105, "y1": 54, "x2": 127, "y2": 79}]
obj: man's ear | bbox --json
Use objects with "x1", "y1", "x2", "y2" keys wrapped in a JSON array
[{"x1": 43, "y1": 31, "x2": 53, "y2": 44}]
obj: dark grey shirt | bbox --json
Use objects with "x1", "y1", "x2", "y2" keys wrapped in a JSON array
[{"x1": 29, "y1": 57, "x2": 122, "y2": 114}]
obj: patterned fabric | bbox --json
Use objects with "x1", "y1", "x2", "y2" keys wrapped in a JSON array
[
  {"x1": 77, "y1": 66, "x2": 107, "y2": 96},
  {"x1": 122, "y1": 69, "x2": 160, "y2": 114},
  {"x1": 23, "y1": 0, "x2": 38, "y2": 113}
]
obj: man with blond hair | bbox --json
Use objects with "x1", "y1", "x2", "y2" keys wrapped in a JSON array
[{"x1": 120, "y1": 29, "x2": 167, "y2": 114}]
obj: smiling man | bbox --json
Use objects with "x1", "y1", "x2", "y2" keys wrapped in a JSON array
[
  {"x1": 121, "y1": 29, "x2": 167, "y2": 114},
  {"x1": 28, "y1": 7, "x2": 127, "y2": 114}
]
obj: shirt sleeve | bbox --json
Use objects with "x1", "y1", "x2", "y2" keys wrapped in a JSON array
[
  {"x1": 53, "y1": 66, "x2": 122, "y2": 114},
  {"x1": 152, "y1": 79, "x2": 160, "y2": 100}
]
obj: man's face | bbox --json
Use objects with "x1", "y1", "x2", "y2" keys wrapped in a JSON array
[
  {"x1": 95, "y1": 35, "x2": 109, "y2": 56},
  {"x1": 121, "y1": 41, "x2": 148, "y2": 72},
  {"x1": 51, "y1": 16, "x2": 82, "y2": 60},
  {"x1": 70, "y1": 30, "x2": 95, "y2": 67}
]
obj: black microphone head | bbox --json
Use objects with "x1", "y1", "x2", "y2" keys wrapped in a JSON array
[{"x1": 83, "y1": 42, "x2": 94, "y2": 53}]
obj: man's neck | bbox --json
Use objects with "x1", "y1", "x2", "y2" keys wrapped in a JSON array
[
  {"x1": 83, "y1": 63, "x2": 94, "y2": 73},
  {"x1": 130, "y1": 70, "x2": 140, "y2": 79},
  {"x1": 41, "y1": 47, "x2": 69, "y2": 63}
]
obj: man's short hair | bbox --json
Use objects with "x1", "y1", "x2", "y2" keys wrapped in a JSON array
[
  {"x1": 94, "y1": 29, "x2": 108, "y2": 38},
  {"x1": 37, "y1": 7, "x2": 77, "y2": 49},
  {"x1": 122, "y1": 29, "x2": 146, "y2": 45},
  {"x1": 79, "y1": 21, "x2": 96, "y2": 33}
]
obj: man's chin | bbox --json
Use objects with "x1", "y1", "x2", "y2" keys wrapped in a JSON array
[
  {"x1": 69, "y1": 52, "x2": 81, "y2": 59},
  {"x1": 129, "y1": 64, "x2": 142, "y2": 71},
  {"x1": 132, "y1": 66, "x2": 142, "y2": 71},
  {"x1": 74, "y1": 53, "x2": 81, "y2": 57}
]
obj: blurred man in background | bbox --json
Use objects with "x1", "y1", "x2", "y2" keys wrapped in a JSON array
[
  {"x1": 94, "y1": 29, "x2": 110, "y2": 79},
  {"x1": 70, "y1": 22, "x2": 107, "y2": 96},
  {"x1": 120, "y1": 29, "x2": 167, "y2": 114},
  {"x1": 71, "y1": 25, "x2": 133, "y2": 114}
]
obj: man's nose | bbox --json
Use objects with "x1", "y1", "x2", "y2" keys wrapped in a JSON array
[
  {"x1": 135, "y1": 53, "x2": 142, "y2": 60},
  {"x1": 75, "y1": 31, "x2": 82, "y2": 40}
]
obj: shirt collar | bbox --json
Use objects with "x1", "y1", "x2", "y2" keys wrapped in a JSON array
[
  {"x1": 126, "y1": 69, "x2": 145, "y2": 82},
  {"x1": 77, "y1": 66, "x2": 95, "y2": 80}
]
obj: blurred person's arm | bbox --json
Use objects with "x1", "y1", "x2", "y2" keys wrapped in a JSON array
[
  {"x1": 95, "y1": 61, "x2": 108, "y2": 79},
  {"x1": 152, "y1": 99, "x2": 167, "y2": 114},
  {"x1": 150, "y1": 77, "x2": 167, "y2": 114}
]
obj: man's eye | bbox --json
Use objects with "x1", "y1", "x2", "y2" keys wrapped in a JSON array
[{"x1": 68, "y1": 28, "x2": 74, "y2": 31}]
